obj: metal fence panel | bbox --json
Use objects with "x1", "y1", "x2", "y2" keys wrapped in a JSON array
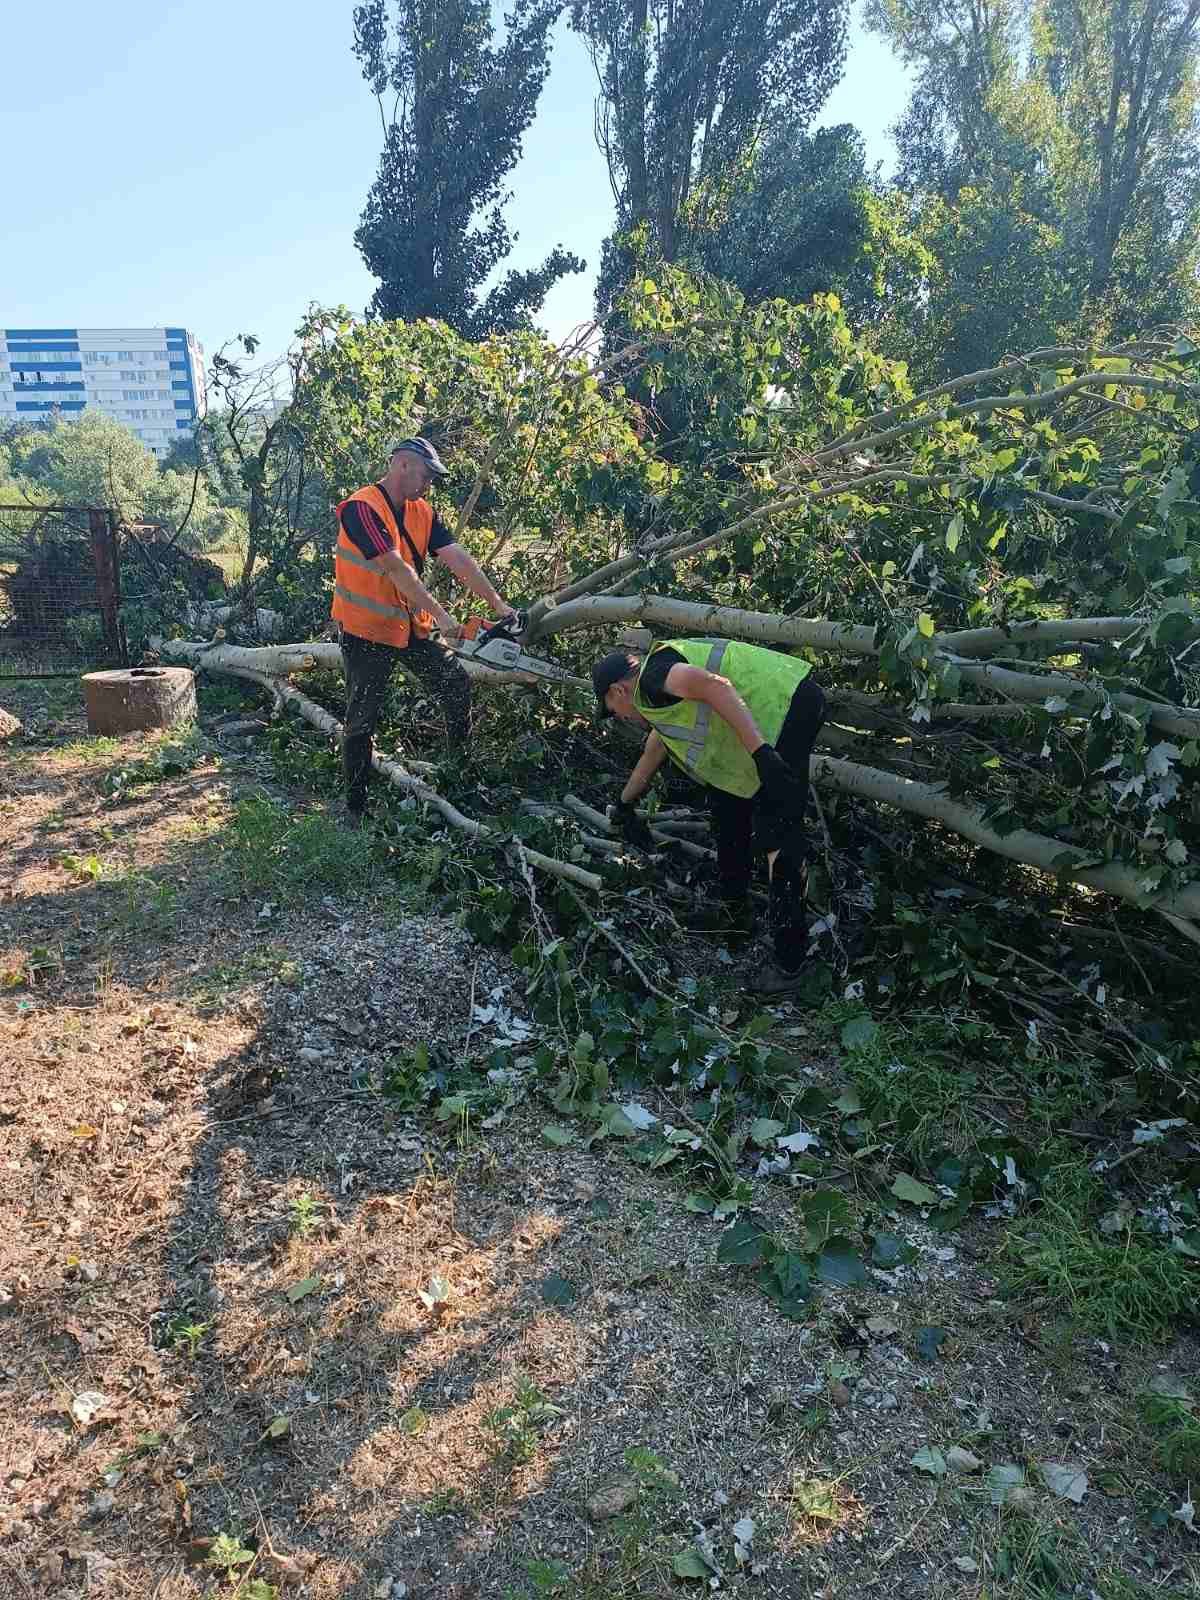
[{"x1": 0, "y1": 506, "x2": 127, "y2": 677}]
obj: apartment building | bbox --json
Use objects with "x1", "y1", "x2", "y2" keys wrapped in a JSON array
[{"x1": 0, "y1": 326, "x2": 207, "y2": 458}]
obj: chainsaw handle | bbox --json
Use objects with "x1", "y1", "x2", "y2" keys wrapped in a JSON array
[{"x1": 476, "y1": 609, "x2": 527, "y2": 645}]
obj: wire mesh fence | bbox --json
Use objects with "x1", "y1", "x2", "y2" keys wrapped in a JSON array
[{"x1": 0, "y1": 505, "x2": 127, "y2": 678}]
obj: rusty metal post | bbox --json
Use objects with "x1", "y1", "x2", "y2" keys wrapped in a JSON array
[
  {"x1": 109, "y1": 512, "x2": 128, "y2": 665},
  {"x1": 89, "y1": 509, "x2": 124, "y2": 666}
]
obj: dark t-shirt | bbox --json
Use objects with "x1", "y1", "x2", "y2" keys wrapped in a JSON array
[
  {"x1": 637, "y1": 646, "x2": 686, "y2": 707},
  {"x1": 340, "y1": 482, "x2": 455, "y2": 573}
]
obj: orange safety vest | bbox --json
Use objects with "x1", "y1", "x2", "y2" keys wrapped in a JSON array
[{"x1": 330, "y1": 484, "x2": 436, "y2": 648}]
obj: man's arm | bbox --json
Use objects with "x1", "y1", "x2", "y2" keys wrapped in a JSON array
[
  {"x1": 662, "y1": 664, "x2": 766, "y2": 754},
  {"x1": 434, "y1": 542, "x2": 513, "y2": 617},
  {"x1": 374, "y1": 550, "x2": 462, "y2": 640},
  {"x1": 620, "y1": 731, "x2": 669, "y2": 805}
]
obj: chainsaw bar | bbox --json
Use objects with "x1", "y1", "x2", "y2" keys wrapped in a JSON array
[{"x1": 445, "y1": 614, "x2": 581, "y2": 686}]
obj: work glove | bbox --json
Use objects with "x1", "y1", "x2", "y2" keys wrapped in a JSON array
[
  {"x1": 752, "y1": 743, "x2": 802, "y2": 806},
  {"x1": 610, "y1": 798, "x2": 657, "y2": 851}
]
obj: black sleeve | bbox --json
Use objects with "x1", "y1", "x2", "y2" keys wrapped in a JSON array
[
  {"x1": 428, "y1": 513, "x2": 456, "y2": 555},
  {"x1": 638, "y1": 647, "x2": 686, "y2": 707},
  {"x1": 339, "y1": 498, "x2": 394, "y2": 560}
]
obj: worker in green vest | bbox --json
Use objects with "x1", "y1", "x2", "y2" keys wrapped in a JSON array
[{"x1": 593, "y1": 637, "x2": 826, "y2": 996}]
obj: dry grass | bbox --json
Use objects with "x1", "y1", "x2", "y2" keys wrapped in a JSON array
[{"x1": 1, "y1": 683, "x2": 1198, "y2": 1600}]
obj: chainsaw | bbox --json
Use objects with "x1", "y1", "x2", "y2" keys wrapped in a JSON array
[{"x1": 442, "y1": 612, "x2": 582, "y2": 686}]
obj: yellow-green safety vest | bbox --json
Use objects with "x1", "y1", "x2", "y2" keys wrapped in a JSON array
[{"x1": 633, "y1": 638, "x2": 812, "y2": 798}]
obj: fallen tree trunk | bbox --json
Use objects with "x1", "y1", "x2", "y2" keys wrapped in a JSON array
[
  {"x1": 153, "y1": 636, "x2": 541, "y2": 686},
  {"x1": 530, "y1": 597, "x2": 1200, "y2": 737},
  {"x1": 528, "y1": 594, "x2": 879, "y2": 656},
  {"x1": 813, "y1": 753, "x2": 1200, "y2": 928},
  {"x1": 156, "y1": 633, "x2": 1198, "y2": 940}
]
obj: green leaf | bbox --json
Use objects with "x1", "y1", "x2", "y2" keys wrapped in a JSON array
[
  {"x1": 540, "y1": 1274, "x2": 577, "y2": 1307},
  {"x1": 839, "y1": 1015, "x2": 878, "y2": 1051},
  {"x1": 802, "y1": 1190, "x2": 852, "y2": 1242},
  {"x1": 911, "y1": 1445, "x2": 948, "y2": 1477},
  {"x1": 400, "y1": 1406, "x2": 428, "y2": 1435},
  {"x1": 286, "y1": 1275, "x2": 321, "y2": 1304},
  {"x1": 870, "y1": 1232, "x2": 914, "y2": 1268},
  {"x1": 757, "y1": 1253, "x2": 812, "y2": 1320},
  {"x1": 891, "y1": 1173, "x2": 938, "y2": 1206},
  {"x1": 917, "y1": 612, "x2": 935, "y2": 638},
  {"x1": 915, "y1": 1325, "x2": 948, "y2": 1362},
  {"x1": 1152, "y1": 608, "x2": 1196, "y2": 649},
  {"x1": 263, "y1": 1414, "x2": 290, "y2": 1440},
  {"x1": 929, "y1": 1196, "x2": 971, "y2": 1233},
  {"x1": 598, "y1": 1103, "x2": 639, "y2": 1137},
  {"x1": 671, "y1": 1549, "x2": 712, "y2": 1579},
  {"x1": 541, "y1": 1124, "x2": 574, "y2": 1147},
  {"x1": 717, "y1": 1216, "x2": 772, "y2": 1266},
  {"x1": 749, "y1": 1117, "x2": 785, "y2": 1146},
  {"x1": 833, "y1": 1086, "x2": 863, "y2": 1114},
  {"x1": 815, "y1": 1237, "x2": 867, "y2": 1286},
  {"x1": 946, "y1": 512, "x2": 963, "y2": 553},
  {"x1": 683, "y1": 1191, "x2": 714, "y2": 1214},
  {"x1": 987, "y1": 1464, "x2": 1026, "y2": 1506},
  {"x1": 931, "y1": 1154, "x2": 966, "y2": 1190}
]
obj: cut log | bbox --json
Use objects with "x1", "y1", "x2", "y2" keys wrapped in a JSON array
[
  {"x1": 151, "y1": 636, "x2": 541, "y2": 687},
  {"x1": 82, "y1": 667, "x2": 197, "y2": 735}
]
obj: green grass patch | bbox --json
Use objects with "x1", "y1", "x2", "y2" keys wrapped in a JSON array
[
  {"x1": 226, "y1": 794, "x2": 378, "y2": 900},
  {"x1": 1002, "y1": 1159, "x2": 1198, "y2": 1341},
  {"x1": 99, "y1": 724, "x2": 208, "y2": 795},
  {"x1": 1138, "y1": 1389, "x2": 1200, "y2": 1480},
  {"x1": 58, "y1": 733, "x2": 124, "y2": 761},
  {"x1": 836, "y1": 1005, "x2": 1110, "y2": 1161}
]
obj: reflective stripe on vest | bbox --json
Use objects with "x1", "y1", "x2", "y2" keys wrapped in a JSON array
[
  {"x1": 642, "y1": 640, "x2": 728, "y2": 774},
  {"x1": 332, "y1": 583, "x2": 408, "y2": 619},
  {"x1": 330, "y1": 484, "x2": 435, "y2": 648},
  {"x1": 633, "y1": 637, "x2": 812, "y2": 798}
]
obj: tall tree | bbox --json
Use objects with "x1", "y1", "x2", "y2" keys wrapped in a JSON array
[
  {"x1": 572, "y1": 0, "x2": 849, "y2": 290},
  {"x1": 868, "y1": 0, "x2": 1200, "y2": 330},
  {"x1": 865, "y1": 0, "x2": 1025, "y2": 193},
  {"x1": 353, "y1": 1, "x2": 584, "y2": 336},
  {"x1": 680, "y1": 122, "x2": 925, "y2": 323},
  {"x1": 1037, "y1": 0, "x2": 1200, "y2": 312}
]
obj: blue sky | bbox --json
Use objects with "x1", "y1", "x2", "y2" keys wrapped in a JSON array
[{"x1": 0, "y1": 4, "x2": 910, "y2": 367}]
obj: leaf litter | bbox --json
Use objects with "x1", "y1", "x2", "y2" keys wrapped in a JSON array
[{"x1": 0, "y1": 694, "x2": 1197, "y2": 1598}]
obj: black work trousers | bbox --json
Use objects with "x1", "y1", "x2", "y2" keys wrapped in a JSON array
[
  {"x1": 707, "y1": 676, "x2": 826, "y2": 971},
  {"x1": 340, "y1": 629, "x2": 472, "y2": 812}
]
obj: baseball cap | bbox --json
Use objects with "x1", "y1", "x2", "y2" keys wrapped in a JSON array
[
  {"x1": 390, "y1": 436, "x2": 448, "y2": 476},
  {"x1": 592, "y1": 650, "x2": 638, "y2": 717}
]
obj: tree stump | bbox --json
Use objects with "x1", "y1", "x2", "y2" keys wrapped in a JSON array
[
  {"x1": 0, "y1": 705, "x2": 22, "y2": 741},
  {"x1": 82, "y1": 667, "x2": 197, "y2": 735}
]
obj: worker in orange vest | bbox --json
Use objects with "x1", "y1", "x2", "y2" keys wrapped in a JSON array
[{"x1": 331, "y1": 437, "x2": 516, "y2": 820}]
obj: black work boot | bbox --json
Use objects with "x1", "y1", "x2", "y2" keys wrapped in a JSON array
[{"x1": 752, "y1": 853, "x2": 809, "y2": 994}]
